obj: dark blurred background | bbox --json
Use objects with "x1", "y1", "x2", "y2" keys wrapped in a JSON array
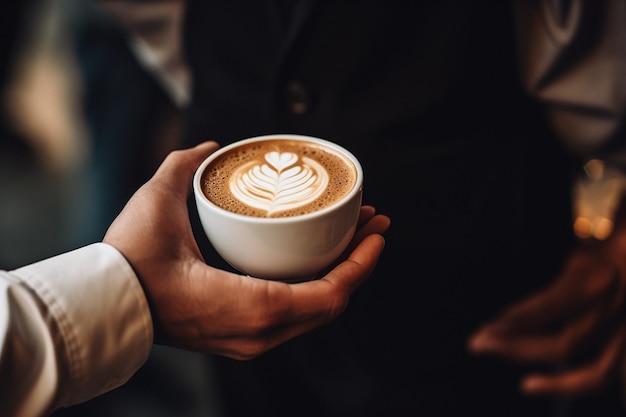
[{"x1": 2, "y1": 1, "x2": 626, "y2": 417}]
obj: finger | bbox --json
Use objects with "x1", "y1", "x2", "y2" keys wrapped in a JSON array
[
  {"x1": 343, "y1": 213, "x2": 390, "y2": 257},
  {"x1": 268, "y1": 234, "x2": 386, "y2": 343},
  {"x1": 520, "y1": 326, "x2": 626, "y2": 396},
  {"x1": 358, "y1": 205, "x2": 376, "y2": 227},
  {"x1": 323, "y1": 233, "x2": 386, "y2": 292},
  {"x1": 355, "y1": 213, "x2": 391, "y2": 243},
  {"x1": 469, "y1": 305, "x2": 616, "y2": 363},
  {"x1": 151, "y1": 141, "x2": 220, "y2": 196},
  {"x1": 479, "y1": 254, "x2": 617, "y2": 333}
]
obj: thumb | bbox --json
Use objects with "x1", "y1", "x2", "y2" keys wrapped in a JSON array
[{"x1": 151, "y1": 141, "x2": 220, "y2": 196}]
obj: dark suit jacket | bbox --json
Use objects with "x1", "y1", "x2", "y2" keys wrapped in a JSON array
[{"x1": 180, "y1": 1, "x2": 619, "y2": 416}]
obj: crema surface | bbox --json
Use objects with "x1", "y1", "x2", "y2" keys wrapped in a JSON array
[{"x1": 201, "y1": 140, "x2": 357, "y2": 218}]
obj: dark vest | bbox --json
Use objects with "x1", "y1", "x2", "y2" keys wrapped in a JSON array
[{"x1": 183, "y1": 1, "x2": 580, "y2": 416}]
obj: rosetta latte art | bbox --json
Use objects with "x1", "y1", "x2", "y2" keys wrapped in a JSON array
[{"x1": 230, "y1": 151, "x2": 329, "y2": 215}]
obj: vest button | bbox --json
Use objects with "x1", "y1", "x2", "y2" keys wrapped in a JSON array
[{"x1": 287, "y1": 82, "x2": 311, "y2": 115}]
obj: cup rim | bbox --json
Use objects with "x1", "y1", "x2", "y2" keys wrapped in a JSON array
[{"x1": 193, "y1": 134, "x2": 364, "y2": 223}]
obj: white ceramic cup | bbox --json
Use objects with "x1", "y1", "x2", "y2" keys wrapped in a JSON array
[{"x1": 193, "y1": 134, "x2": 363, "y2": 281}]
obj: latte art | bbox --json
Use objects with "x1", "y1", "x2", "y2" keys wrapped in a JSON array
[
  {"x1": 230, "y1": 152, "x2": 329, "y2": 215},
  {"x1": 201, "y1": 138, "x2": 358, "y2": 218}
]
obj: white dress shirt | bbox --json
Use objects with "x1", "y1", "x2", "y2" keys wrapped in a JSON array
[{"x1": 0, "y1": 243, "x2": 153, "y2": 417}]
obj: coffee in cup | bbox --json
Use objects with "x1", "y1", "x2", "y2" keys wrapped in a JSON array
[
  {"x1": 193, "y1": 134, "x2": 363, "y2": 281},
  {"x1": 200, "y1": 138, "x2": 357, "y2": 218}
]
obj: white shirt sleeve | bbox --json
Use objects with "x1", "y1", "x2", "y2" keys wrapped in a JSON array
[{"x1": 0, "y1": 243, "x2": 153, "y2": 417}]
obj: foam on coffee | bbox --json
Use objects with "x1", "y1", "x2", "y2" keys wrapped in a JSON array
[{"x1": 201, "y1": 139, "x2": 357, "y2": 218}]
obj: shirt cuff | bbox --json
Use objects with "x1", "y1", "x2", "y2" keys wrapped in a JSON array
[{"x1": 11, "y1": 242, "x2": 153, "y2": 408}]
